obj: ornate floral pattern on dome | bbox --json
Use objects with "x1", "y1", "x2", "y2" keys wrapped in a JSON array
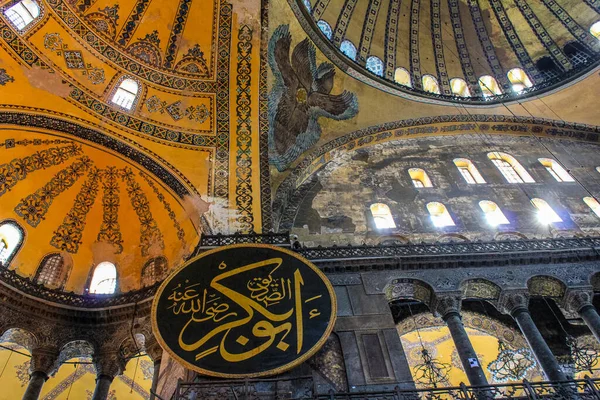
[
  {"x1": 84, "y1": 5, "x2": 119, "y2": 40},
  {"x1": 174, "y1": 44, "x2": 209, "y2": 77},
  {"x1": 127, "y1": 30, "x2": 162, "y2": 68},
  {"x1": 268, "y1": 25, "x2": 358, "y2": 171}
]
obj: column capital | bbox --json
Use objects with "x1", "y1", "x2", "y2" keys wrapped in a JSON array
[
  {"x1": 432, "y1": 292, "x2": 463, "y2": 319},
  {"x1": 145, "y1": 337, "x2": 163, "y2": 363},
  {"x1": 497, "y1": 290, "x2": 530, "y2": 316},
  {"x1": 562, "y1": 288, "x2": 594, "y2": 313},
  {"x1": 29, "y1": 346, "x2": 59, "y2": 377},
  {"x1": 93, "y1": 351, "x2": 125, "y2": 379}
]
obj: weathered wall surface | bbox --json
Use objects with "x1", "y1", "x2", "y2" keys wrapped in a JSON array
[{"x1": 290, "y1": 135, "x2": 600, "y2": 246}]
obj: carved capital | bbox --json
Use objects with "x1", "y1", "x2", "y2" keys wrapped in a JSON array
[
  {"x1": 432, "y1": 293, "x2": 462, "y2": 319},
  {"x1": 497, "y1": 291, "x2": 530, "y2": 316},
  {"x1": 145, "y1": 337, "x2": 163, "y2": 363},
  {"x1": 93, "y1": 351, "x2": 125, "y2": 379},
  {"x1": 562, "y1": 288, "x2": 594, "y2": 314},
  {"x1": 29, "y1": 346, "x2": 59, "y2": 377}
]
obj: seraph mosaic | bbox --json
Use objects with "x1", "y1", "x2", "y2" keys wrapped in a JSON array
[{"x1": 268, "y1": 25, "x2": 358, "y2": 172}]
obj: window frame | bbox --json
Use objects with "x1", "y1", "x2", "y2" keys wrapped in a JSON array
[
  {"x1": 538, "y1": 158, "x2": 574, "y2": 182},
  {"x1": 370, "y1": 203, "x2": 396, "y2": 230},
  {"x1": 317, "y1": 20, "x2": 332, "y2": 40},
  {"x1": 453, "y1": 158, "x2": 485, "y2": 184},
  {"x1": 34, "y1": 253, "x2": 66, "y2": 288},
  {"x1": 0, "y1": 219, "x2": 25, "y2": 268},
  {"x1": 340, "y1": 40, "x2": 357, "y2": 61},
  {"x1": 530, "y1": 198, "x2": 562, "y2": 224},
  {"x1": 478, "y1": 75, "x2": 502, "y2": 97},
  {"x1": 2, "y1": 0, "x2": 42, "y2": 32},
  {"x1": 422, "y1": 74, "x2": 441, "y2": 94},
  {"x1": 408, "y1": 168, "x2": 433, "y2": 188},
  {"x1": 479, "y1": 200, "x2": 510, "y2": 226},
  {"x1": 394, "y1": 67, "x2": 412, "y2": 87},
  {"x1": 507, "y1": 68, "x2": 533, "y2": 93},
  {"x1": 426, "y1": 202, "x2": 455, "y2": 228},
  {"x1": 366, "y1": 56, "x2": 384, "y2": 77},
  {"x1": 488, "y1": 152, "x2": 535, "y2": 183},
  {"x1": 108, "y1": 76, "x2": 141, "y2": 112},
  {"x1": 584, "y1": 197, "x2": 600, "y2": 219},
  {"x1": 450, "y1": 78, "x2": 471, "y2": 97},
  {"x1": 141, "y1": 256, "x2": 168, "y2": 287},
  {"x1": 88, "y1": 261, "x2": 118, "y2": 295}
]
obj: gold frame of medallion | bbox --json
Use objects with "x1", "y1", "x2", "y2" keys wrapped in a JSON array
[{"x1": 151, "y1": 243, "x2": 338, "y2": 378}]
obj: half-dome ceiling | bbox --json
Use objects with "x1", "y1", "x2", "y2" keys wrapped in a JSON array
[{"x1": 293, "y1": 0, "x2": 600, "y2": 103}]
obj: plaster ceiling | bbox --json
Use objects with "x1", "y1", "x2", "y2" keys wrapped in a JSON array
[{"x1": 295, "y1": 0, "x2": 600, "y2": 101}]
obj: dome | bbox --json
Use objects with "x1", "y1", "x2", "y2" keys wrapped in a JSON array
[{"x1": 292, "y1": 0, "x2": 600, "y2": 103}]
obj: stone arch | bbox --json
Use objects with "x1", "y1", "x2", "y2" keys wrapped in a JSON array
[
  {"x1": 395, "y1": 310, "x2": 528, "y2": 349},
  {"x1": 0, "y1": 327, "x2": 37, "y2": 352},
  {"x1": 460, "y1": 279, "x2": 502, "y2": 301},
  {"x1": 527, "y1": 275, "x2": 567, "y2": 298},
  {"x1": 386, "y1": 278, "x2": 434, "y2": 305},
  {"x1": 378, "y1": 235, "x2": 410, "y2": 246},
  {"x1": 58, "y1": 340, "x2": 94, "y2": 364},
  {"x1": 495, "y1": 231, "x2": 528, "y2": 241},
  {"x1": 437, "y1": 233, "x2": 469, "y2": 243},
  {"x1": 119, "y1": 333, "x2": 146, "y2": 360}
]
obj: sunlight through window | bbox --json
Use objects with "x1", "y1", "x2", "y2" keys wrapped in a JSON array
[
  {"x1": 89, "y1": 262, "x2": 117, "y2": 294},
  {"x1": 479, "y1": 201, "x2": 510, "y2": 226},
  {"x1": 531, "y1": 198, "x2": 562, "y2": 224},
  {"x1": 427, "y1": 202, "x2": 455, "y2": 227},
  {"x1": 370, "y1": 203, "x2": 396, "y2": 229}
]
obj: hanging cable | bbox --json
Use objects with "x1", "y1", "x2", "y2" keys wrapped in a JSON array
[
  {"x1": 65, "y1": 362, "x2": 78, "y2": 400},
  {"x1": 0, "y1": 352, "x2": 12, "y2": 380}
]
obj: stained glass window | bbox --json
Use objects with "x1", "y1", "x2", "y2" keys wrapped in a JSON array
[
  {"x1": 340, "y1": 40, "x2": 357, "y2": 60},
  {"x1": 366, "y1": 56, "x2": 384, "y2": 77},
  {"x1": 317, "y1": 20, "x2": 332, "y2": 40}
]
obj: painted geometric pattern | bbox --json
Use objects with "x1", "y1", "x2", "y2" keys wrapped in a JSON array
[
  {"x1": 358, "y1": 0, "x2": 382, "y2": 64},
  {"x1": 333, "y1": 0, "x2": 358, "y2": 46},
  {"x1": 1, "y1": 138, "x2": 72, "y2": 150},
  {"x1": 139, "y1": 172, "x2": 185, "y2": 241},
  {"x1": 487, "y1": 0, "x2": 541, "y2": 83},
  {"x1": 14, "y1": 157, "x2": 92, "y2": 227},
  {"x1": 467, "y1": 0, "x2": 509, "y2": 89},
  {"x1": 584, "y1": 0, "x2": 600, "y2": 13},
  {"x1": 50, "y1": 167, "x2": 101, "y2": 253},
  {"x1": 384, "y1": 0, "x2": 400, "y2": 80},
  {"x1": 163, "y1": 0, "x2": 193, "y2": 69},
  {"x1": 235, "y1": 26, "x2": 254, "y2": 233},
  {"x1": 117, "y1": 0, "x2": 151, "y2": 46},
  {"x1": 512, "y1": 0, "x2": 572, "y2": 71},
  {"x1": 0, "y1": 144, "x2": 82, "y2": 197},
  {"x1": 431, "y1": 0, "x2": 450, "y2": 94},
  {"x1": 121, "y1": 167, "x2": 164, "y2": 256},
  {"x1": 445, "y1": 0, "x2": 480, "y2": 94},
  {"x1": 540, "y1": 0, "x2": 600, "y2": 54},
  {"x1": 97, "y1": 166, "x2": 123, "y2": 253},
  {"x1": 409, "y1": 0, "x2": 422, "y2": 89},
  {"x1": 313, "y1": 0, "x2": 331, "y2": 20}
]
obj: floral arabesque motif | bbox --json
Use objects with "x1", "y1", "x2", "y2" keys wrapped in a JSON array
[{"x1": 268, "y1": 25, "x2": 358, "y2": 172}]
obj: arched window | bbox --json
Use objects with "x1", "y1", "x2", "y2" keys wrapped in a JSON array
[
  {"x1": 450, "y1": 78, "x2": 470, "y2": 97},
  {"x1": 478, "y1": 75, "x2": 502, "y2": 97},
  {"x1": 141, "y1": 256, "x2": 167, "y2": 287},
  {"x1": 35, "y1": 254, "x2": 65, "y2": 288},
  {"x1": 317, "y1": 20, "x2": 332, "y2": 40},
  {"x1": 394, "y1": 68, "x2": 412, "y2": 87},
  {"x1": 584, "y1": 197, "x2": 600, "y2": 219},
  {"x1": 422, "y1": 75, "x2": 440, "y2": 94},
  {"x1": 111, "y1": 78, "x2": 138, "y2": 110},
  {"x1": 3, "y1": 0, "x2": 40, "y2": 30},
  {"x1": 538, "y1": 158, "x2": 574, "y2": 182},
  {"x1": 408, "y1": 168, "x2": 433, "y2": 188},
  {"x1": 340, "y1": 40, "x2": 357, "y2": 61},
  {"x1": 531, "y1": 198, "x2": 562, "y2": 224},
  {"x1": 591, "y1": 21, "x2": 600, "y2": 40},
  {"x1": 564, "y1": 42, "x2": 592, "y2": 68},
  {"x1": 302, "y1": 0, "x2": 312, "y2": 12},
  {"x1": 453, "y1": 158, "x2": 485, "y2": 184},
  {"x1": 366, "y1": 56, "x2": 384, "y2": 77},
  {"x1": 536, "y1": 57, "x2": 560, "y2": 81},
  {"x1": 0, "y1": 221, "x2": 24, "y2": 267},
  {"x1": 89, "y1": 262, "x2": 117, "y2": 294},
  {"x1": 370, "y1": 203, "x2": 396, "y2": 229},
  {"x1": 488, "y1": 152, "x2": 535, "y2": 183},
  {"x1": 507, "y1": 68, "x2": 533, "y2": 92},
  {"x1": 427, "y1": 202, "x2": 455, "y2": 227},
  {"x1": 479, "y1": 201, "x2": 509, "y2": 226}
]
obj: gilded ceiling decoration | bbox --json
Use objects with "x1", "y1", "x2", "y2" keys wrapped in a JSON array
[{"x1": 290, "y1": 0, "x2": 600, "y2": 102}]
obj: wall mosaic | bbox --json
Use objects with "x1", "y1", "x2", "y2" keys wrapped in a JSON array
[{"x1": 268, "y1": 25, "x2": 358, "y2": 172}]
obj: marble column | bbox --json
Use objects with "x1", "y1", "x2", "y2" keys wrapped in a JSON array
[
  {"x1": 145, "y1": 338, "x2": 163, "y2": 400},
  {"x1": 91, "y1": 352, "x2": 124, "y2": 400},
  {"x1": 22, "y1": 346, "x2": 59, "y2": 400},
  {"x1": 433, "y1": 294, "x2": 489, "y2": 387},
  {"x1": 499, "y1": 291, "x2": 567, "y2": 382},
  {"x1": 563, "y1": 289, "x2": 600, "y2": 344}
]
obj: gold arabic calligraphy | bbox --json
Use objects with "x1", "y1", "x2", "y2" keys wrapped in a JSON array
[{"x1": 165, "y1": 258, "x2": 323, "y2": 363}]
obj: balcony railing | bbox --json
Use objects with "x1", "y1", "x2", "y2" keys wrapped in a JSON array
[{"x1": 171, "y1": 377, "x2": 600, "y2": 399}]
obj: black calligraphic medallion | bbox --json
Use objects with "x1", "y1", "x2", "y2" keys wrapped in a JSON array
[{"x1": 151, "y1": 244, "x2": 337, "y2": 378}]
